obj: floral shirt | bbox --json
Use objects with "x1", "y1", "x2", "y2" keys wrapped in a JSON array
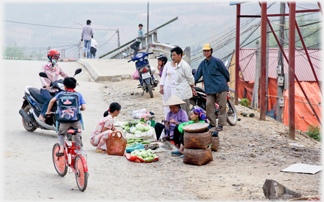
[
  {"x1": 90, "y1": 115, "x2": 114, "y2": 138},
  {"x1": 40, "y1": 61, "x2": 68, "y2": 93}
]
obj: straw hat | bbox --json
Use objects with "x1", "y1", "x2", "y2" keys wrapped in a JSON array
[{"x1": 163, "y1": 94, "x2": 186, "y2": 106}]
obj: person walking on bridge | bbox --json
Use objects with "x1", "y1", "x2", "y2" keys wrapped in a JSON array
[
  {"x1": 81, "y1": 19, "x2": 94, "y2": 58},
  {"x1": 130, "y1": 23, "x2": 143, "y2": 57},
  {"x1": 194, "y1": 44, "x2": 229, "y2": 132}
]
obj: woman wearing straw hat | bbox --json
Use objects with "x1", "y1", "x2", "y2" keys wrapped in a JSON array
[{"x1": 154, "y1": 95, "x2": 189, "y2": 141}]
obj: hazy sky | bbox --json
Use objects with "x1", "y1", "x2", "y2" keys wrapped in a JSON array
[{"x1": 1, "y1": 0, "x2": 322, "y2": 66}]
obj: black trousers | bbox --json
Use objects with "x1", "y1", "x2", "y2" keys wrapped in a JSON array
[
  {"x1": 130, "y1": 41, "x2": 141, "y2": 57},
  {"x1": 154, "y1": 122, "x2": 165, "y2": 141},
  {"x1": 173, "y1": 125, "x2": 184, "y2": 145}
]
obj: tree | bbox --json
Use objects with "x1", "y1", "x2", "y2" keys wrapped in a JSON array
[{"x1": 4, "y1": 42, "x2": 25, "y2": 58}]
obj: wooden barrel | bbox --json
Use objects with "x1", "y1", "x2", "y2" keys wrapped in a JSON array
[
  {"x1": 183, "y1": 147, "x2": 213, "y2": 166},
  {"x1": 183, "y1": 130, "x2": 211, "y2": 149},
  {"x1": 211, "y1": 136, "x2": 219, "y2": 151}
]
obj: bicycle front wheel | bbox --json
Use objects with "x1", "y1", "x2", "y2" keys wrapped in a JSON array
[
  {"x1": 52, "y1": 143, "x2": 67, "y2": 177},
  {"x1": 74, "y1": 155, "x2": 88, "y2": 192}
]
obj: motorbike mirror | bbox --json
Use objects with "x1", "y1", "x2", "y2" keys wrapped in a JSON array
[
  {"x1": 74, "y1": 68, "x2": 82, "y2": 77},
  {"x1": 39, "y1": 72, "x2": 49, "y2": 78}
]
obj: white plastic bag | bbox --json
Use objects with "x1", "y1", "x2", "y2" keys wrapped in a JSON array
[
  {"x1": 159, "y1": 129, "x2": 166, "y2": 142},
  {"x1": 132, "y1": 108, "x2": 147, "y2": 119}
]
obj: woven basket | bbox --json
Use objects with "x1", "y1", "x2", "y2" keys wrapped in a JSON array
[
  {"x1": 183, "y1": 130, "x2": 211, "y2": 149},
  {"x1": 211, "y1": 136, "x2": 219, "y2": 151},
  {"x1": 183, "y1": 147, "x2": 213, "y2": 166}
]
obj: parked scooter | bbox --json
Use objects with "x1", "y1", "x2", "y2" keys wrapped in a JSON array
[
  {"x1": 128, "y1": 52, "x2": 158, "y2": 98},
  {"x1": 19, "y1": 68, "x2": 82, "y2": 140},
  {"x1": 190, "y1": 69, "x2": 237, "y2": 126}
]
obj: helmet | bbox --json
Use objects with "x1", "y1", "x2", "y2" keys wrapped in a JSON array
[
  {"x1": 202, "y1": 44, "x2": 212, "y2": 50},
  {"x1": 192, "y1": 68, "x2": 197, "y2": 76},
  {"x1": 157, "y1": 55, "x2": 168, "y2": 64},
  {"x1": 47, "y1": 49, "x2": 60, "y2": 60},
  {"x1": 202, "y1": 44, "x2": 213, "y2": 55}
]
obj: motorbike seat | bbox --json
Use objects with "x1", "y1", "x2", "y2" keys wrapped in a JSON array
[
  {"x1": 194, "y1": 87, "x2": 205, "y2": 93},
  {"x1": 29, "y1": 87, "x2": 45, "y2": 104}
]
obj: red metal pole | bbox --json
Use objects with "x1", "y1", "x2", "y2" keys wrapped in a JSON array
[
  {"x1": 235, "y1": 4, "x2": 241, "y2": 105},
  {"x1": 295, "y1": 22, "x2": 321, "y2": 90},
  {"x1": 289, "y1": 2, "x2": 296, "y2": 140},
  {"x1": 260, "y1": 2, "x2": 267, "y2": 121},
  {"x1": 286, "y1": 2, "x2": 321, "y2": 91},
  {"x1": 318, "y1": 2, "x2": 322, "y2": 15}
]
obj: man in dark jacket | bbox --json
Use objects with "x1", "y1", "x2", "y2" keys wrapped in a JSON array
[{"x1": 194, "y1": 44, "x2": 229, "y2": 131}]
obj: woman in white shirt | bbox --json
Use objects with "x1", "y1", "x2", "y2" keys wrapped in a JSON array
[{"x1": 159, "y1": 58, "x2": 177, "y2": 118}]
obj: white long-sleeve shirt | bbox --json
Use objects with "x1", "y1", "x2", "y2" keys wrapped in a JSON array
[
  {"x1": 160, "y1": 62, "x2": 177, "y2": 88},
  {"x1": 174, "y1": 59, "x2": 195, "y2": 100}
]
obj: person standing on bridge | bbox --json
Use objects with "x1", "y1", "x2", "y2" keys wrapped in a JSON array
[
  {"x1": 130, "y1": 23, "x2": 143, "y2": 57},
  {"x1": 171, "y1": 46, "x2": 196, "y2": 118},
  {"x1": 90, "y1": 35, "x2": 97, "y2": 59},
  {"x1": 194, "y1": 44, "x2": 229, "y2": 132},
  {"x1": 81, "y1": 19, "x2": 94, "y2": 59}
]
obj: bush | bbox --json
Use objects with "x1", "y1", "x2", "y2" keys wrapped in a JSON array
[
  {"x1": 240, "y1": 98, "x2": 251, "y2": 107},
  {"x1": 307, "y1": 124, "x2": 321, "y2": 141}
]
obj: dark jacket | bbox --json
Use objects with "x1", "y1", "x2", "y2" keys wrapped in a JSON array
[{"x1": 194, "y1": 56, "x2": 229, "y2": 95}]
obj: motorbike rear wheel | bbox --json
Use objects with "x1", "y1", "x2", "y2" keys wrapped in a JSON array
[
  {"x1": 22, "y1": 105, "x2": 37, "y2": 132},
  {"x1": 226, "y1": 100, "x2": 237, "y2": 126},
  {"x1": 147, "y1": 84, "x2": 154, "y2": 98}
]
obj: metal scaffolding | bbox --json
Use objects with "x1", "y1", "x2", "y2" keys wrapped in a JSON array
[{"x1": 234, "y1": 1, "x2": 322, "y2": 139}]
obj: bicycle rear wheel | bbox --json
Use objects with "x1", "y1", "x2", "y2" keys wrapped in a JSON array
[
  {"x1": 74, "y1": 155, "x2": 88, "y2": 192},
  {"x1": 52, "y1": 143, "x2": 67, "y2": 177}
]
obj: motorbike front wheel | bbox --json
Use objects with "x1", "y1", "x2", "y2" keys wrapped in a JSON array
[
  {"x1": 22, "y1": 105, "x2": 37, "y2": 132},
  {"x1": 226, "y1": 100, "x2": 237, "y2": 126}
]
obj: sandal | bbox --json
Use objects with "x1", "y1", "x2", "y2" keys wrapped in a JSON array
[
  {"x1": 95, "y1": 148, "x2": 106, "y2": 153},
  {"x1": 171, "y1": 150, "x2": 182, "y2": 156},
  {"x1": 56, "y1": 151, "x2": 64, "y2": 157}
]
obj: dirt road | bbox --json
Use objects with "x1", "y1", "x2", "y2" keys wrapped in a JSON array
[{"x1": 3, "y1": 60, "x2": 321, "y2": 201}]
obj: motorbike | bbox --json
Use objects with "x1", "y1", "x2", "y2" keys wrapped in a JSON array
[
  {"x1": 190, "y1": 70, "x2": 237, "y2": 126},
  {"x1": 128, "y1": 52, "x2": 158, "y2": 98},
  {"x1": 19, "y1": 68, "x2": 82, "y2": 140}
]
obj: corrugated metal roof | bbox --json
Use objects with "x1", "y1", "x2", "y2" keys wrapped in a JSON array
[{"x1": 238, "y1": 48, "x2": 322, "y2": 82}]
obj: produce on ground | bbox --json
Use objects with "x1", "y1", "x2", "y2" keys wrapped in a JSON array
[{"x1": 130, "y1": 149, "x2": 158, "y2": 162}]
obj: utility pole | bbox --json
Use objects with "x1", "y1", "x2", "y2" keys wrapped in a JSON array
[
  {"x1": 146, "y1": 1, "x2": 149, "y2": 51},
  {"x1": 73, "y1": 20, "x2": 84, "y2": 59},
  {"x1": 251, "y1": 40, "x2": 260, "y2": 109},
  {"x1": 117, "y1": 28, "x2": 120, "y2": 47},
  {"x1": 265, "y1": 25, "x2": 270, "y2": 112},
  {"x1": 276, "y1": 2, "x2": 285, "y2": 122}
]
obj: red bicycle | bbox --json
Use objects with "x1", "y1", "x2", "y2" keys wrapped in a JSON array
[{"x1": 52, "y1": 127, "x2": 89, "y2": 192}]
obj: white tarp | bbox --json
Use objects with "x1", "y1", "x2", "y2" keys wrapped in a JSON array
[{"x1": 281, "y1": 163, "x2": 322, "y2": 175}]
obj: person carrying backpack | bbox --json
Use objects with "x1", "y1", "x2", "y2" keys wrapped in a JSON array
[{"x1": 45, "y1": 77, "x2": 86, "y2": 156}]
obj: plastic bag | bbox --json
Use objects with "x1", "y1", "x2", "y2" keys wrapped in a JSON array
[
  {"x1": 132, "y1": 108, "x2": 147, "y2": 119},
  {"x1": 106, "y1": 131, "x2": 127, "y2": 156},
  {"x1": 132, "y1": 70, "x2": 140, "y2": 80}
]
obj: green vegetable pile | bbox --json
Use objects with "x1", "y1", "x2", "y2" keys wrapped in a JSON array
[
  {"x1": 127, "y1": 138, "x2": 150, "y2": 145},
  {"x1": 121, "y1": 121, "x2": 151, "y2": 134},
  {"x1": 130, "y1": 149, "x2": 158, "y2": 162}
]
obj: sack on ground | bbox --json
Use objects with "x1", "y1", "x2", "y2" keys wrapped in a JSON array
[
  {"x1": 183, "y1": 147, "x2": 213, "y2": 166},
  {"x1": 106, "y1": 131, "x2": 127, "y2": 156},
  {"x1": 184, "y1": 130, "x2": 211, "y2": 149},
  {"x1": 55, "y1": 91, "x2": 81, "y2": 123}
]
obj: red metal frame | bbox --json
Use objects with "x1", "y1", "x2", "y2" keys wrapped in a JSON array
[
  {"x1": 260, "y1": 2, "x2": 267, "y2": 121},
  {"x1": 235, "y1": 4, "x2": 241, "y2": 105},
  {"x1": 288, "y1": 3, "x2": 296, "y2": 139},
  {"x1": 235, "y1": 2, "x2": 322, "y2": 139}
]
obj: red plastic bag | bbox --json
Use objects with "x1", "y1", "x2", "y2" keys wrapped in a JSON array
[
  {"x1": 106, "y1": 131, "x2": 127, "y2": 156},
  {"x1": 132, "y1": 70, "x2": 139, "y2": 80}
]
